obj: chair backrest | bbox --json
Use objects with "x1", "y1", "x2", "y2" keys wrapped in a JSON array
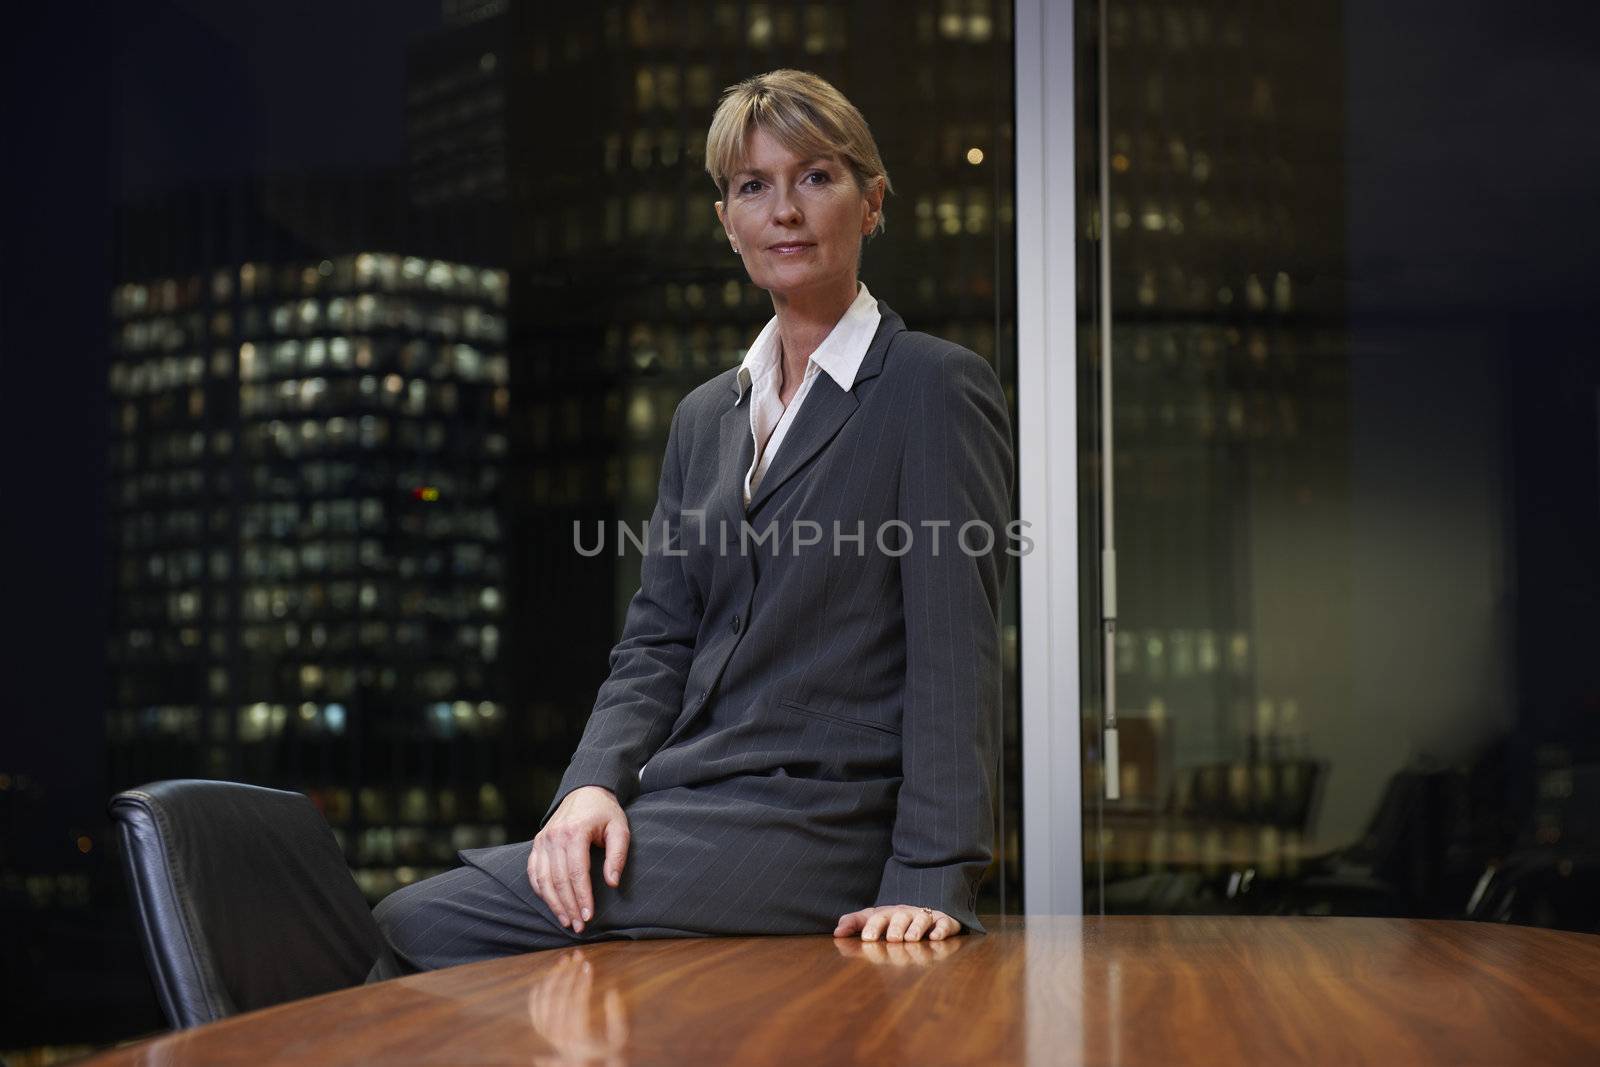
[{"x1": 109, "y1": 779, "x2": 392, "y2": 1029}]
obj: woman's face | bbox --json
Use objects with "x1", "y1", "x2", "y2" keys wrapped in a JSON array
[{"x1": 715, "y1": 126, "x2": 883, "y2": 305}]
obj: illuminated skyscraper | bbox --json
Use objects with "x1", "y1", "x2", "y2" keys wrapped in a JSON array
[{"x1": 106, "y1": 175, "x2": 513, "y2": 899}]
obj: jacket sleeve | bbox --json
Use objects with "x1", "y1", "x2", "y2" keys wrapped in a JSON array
[
  {"x1": 873, "y1": 344, "x2": 1014, "y2": 934},
  {"x1": 539, "y1": 398, "x2": 701, "y2": 828}
]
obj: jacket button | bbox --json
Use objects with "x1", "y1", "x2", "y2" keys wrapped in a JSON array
[{"x1": 732, "y1": 614, "x2": 742, "y2": 633}]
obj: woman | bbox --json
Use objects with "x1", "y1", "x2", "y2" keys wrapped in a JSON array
[{"x1": 375, "y1": 69, "x2": 1013, "y2": 972}]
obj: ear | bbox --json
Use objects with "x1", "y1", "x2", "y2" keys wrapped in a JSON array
[
  {"x1": 862, "y1": 176, "x2": 886, "y2": 233},
  {"x1": 714, "y1": 200, "x2": 728, "y2": 233}
]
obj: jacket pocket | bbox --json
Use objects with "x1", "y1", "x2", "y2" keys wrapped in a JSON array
[{"x1": 778, "y1": 699, "x2": 901, "y2": 737}]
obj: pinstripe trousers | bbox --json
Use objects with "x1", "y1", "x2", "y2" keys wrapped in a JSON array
[
  {"x1": 369, "y1": 846, "x2": 708, "y2": 976},
  {"x1": 371, "y1": 761, "x2": 897, "y2": 974}
]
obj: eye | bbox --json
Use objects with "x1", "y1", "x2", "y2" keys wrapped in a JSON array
[
  {"x1": 804, "y1": 170, "x2": 829, "y2": 185},
  {"x1": 738, "y1": 179, "x2": 763, "y2": 195}
]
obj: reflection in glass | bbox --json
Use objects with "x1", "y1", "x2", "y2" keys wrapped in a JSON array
[{"x1": 1082, "y1": 0, "x2": 1600, "y2": 931}]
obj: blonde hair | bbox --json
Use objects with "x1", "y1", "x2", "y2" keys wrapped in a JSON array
[{"x1": 705, "y1": 69, "x2": 893, "y2": 238}]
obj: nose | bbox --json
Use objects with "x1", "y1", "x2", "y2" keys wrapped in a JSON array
[{"x1": 771, "y1": 186, "x2": 803, "y2": 227}]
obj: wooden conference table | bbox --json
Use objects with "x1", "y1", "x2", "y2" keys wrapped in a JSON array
[{"x1": 83, "y1": 915, "x2": 1600, "y2": 1066}]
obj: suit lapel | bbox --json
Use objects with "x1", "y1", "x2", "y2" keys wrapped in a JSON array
[
  {"x1": 742, "y1": 375, "x2": 856, "y2": 516},
  {"x1": 735, "y1": 301, "x2": 905, "y2": 518},
  {"x1": 717, "y1": 401, "x2": 755, "y2": 533}
]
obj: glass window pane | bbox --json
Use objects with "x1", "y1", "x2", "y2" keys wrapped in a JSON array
[{"x1": 1083, "y1": 0, "x2": 1600, "y2": 932}]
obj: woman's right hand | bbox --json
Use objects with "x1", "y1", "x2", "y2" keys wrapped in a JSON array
[{"x1": 527, "y1": 785, "x2": 630, "y2": 934}]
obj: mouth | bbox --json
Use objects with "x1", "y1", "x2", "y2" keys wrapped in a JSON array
[{"x1": 766, "y1": 242, "x2": 815, "y2": 254}]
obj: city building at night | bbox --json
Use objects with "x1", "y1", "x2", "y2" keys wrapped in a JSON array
[{"x1": 107, "y1": 176, "x2": 512, "y2": 900}]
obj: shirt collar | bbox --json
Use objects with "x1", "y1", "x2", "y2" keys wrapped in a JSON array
[{"x1": 733, "y1": 281, "x2": 880, "y2": 403}]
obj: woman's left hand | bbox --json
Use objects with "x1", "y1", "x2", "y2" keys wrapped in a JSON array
[{"x1": 833, "y1": 905, "x2": 961, "y2": 942}]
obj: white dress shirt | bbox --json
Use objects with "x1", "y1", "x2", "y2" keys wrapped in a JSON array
[{"x1": 734, "y1": 280, "x2": 882, "y2": 508}]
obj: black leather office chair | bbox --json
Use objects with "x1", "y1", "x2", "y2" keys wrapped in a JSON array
[{"x1": 109, "y1": 779, "x2": 396, "y2": 1028}]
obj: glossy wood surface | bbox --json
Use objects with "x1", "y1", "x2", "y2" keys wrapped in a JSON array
[{"x1": 81, "y1": 916, "x2": 1600, "y2": 1066}]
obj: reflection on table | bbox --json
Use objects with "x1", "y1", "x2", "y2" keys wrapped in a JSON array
[{"x1": 80, "y1": 915, "x2": 1600, "y2": 1066}]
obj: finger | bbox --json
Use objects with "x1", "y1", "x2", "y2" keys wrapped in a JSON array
[
  {"x1": 862, "y1": 911, "x2": 891, "y2": 941},
  {"x1": 537, "y1": 846, "x2": 564, "y2": 925},
  {"x1": 550, "y1": 844, "x2": 576, "y2": 927},
  {"x1": 833, "y1": 909, "x2": 868, "y2": 936},
  {"x1": 531, "y1": 844, "x2": 550, "y2": 908},
  {"x1": 885, "y1": 910, "x2": 913, "y2": 942},
  {"x1": 534, "y1": 844, "x2": 553, "y2": 908},
  {"x1": 565, "y1": 838, "x2": 593, "y2": 930},
  {"x1": 904, "y1": 911, "x2": 932, "y2": 942},
  {"x1": 556, "y1": 840, "x2": 586, "y2": 931},
  {"x1": 602, "y1": 817, "x2": 630, "y2": 888},
  {"x1": 547, "y1": 843, "x2": 574, "y2": 927},
  {"x1": 931, "y1": 915, "x2": 958, "y2": 940}
]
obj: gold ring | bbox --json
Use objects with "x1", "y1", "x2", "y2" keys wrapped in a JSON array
[{"x1": 920, "y1": 906, "x2": 934, "y2": 915}]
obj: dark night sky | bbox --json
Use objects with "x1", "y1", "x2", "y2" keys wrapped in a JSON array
[
  {"x1": 1343, "y1": 0, "x2": 1600, "y2": 314},
  {"x1": 111, "y1": 0, "x2": 441, "y2": 195}
]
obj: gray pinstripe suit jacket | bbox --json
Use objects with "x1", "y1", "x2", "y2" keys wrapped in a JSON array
[{"x1": 467, "y1": 299, "x2": 1013, "y2": 936}]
